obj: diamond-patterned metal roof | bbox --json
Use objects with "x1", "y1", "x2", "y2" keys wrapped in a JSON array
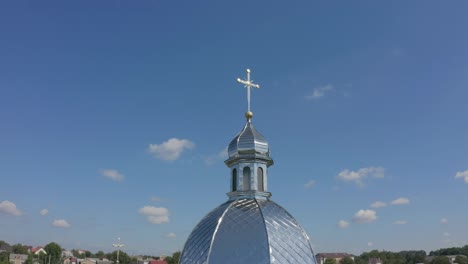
[{"x1": 179, "y1": 198, "x2": 317, "y2": 264}]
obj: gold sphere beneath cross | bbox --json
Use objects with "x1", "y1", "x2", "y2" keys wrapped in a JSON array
[{"x1": 245, "y1": 111, "x2": 253, "y2": 120}]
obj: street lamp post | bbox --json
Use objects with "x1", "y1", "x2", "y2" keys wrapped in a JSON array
[{"x1": 112, "y1": 238, "x2": 125, "y2": 264}]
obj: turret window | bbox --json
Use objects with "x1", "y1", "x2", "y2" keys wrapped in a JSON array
[
  {"x1": 243, "y1": 167, "x2": 251, "y2": 190},
  {"x1": 232, "y1": 169, "x2": 237, "y2": 191},
  {"x1": 257, "y1": 167, "x2": 264, "y2": 191}
]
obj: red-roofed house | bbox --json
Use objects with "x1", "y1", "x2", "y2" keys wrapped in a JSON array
[
  {"x1": 149, "y1": 261, "x2": 167, "y2": 264},
  {"x1": 31, "y1": 247, "x2": 47, "y2": 255}
]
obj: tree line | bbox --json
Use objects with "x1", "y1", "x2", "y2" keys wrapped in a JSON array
[
  {"x1": 323, "y1": 246, "x2": 468, "y2": 264},
  {"x1": 2, "y1": 240, "x2": 467, "y2": 264},
  {"x1": 355, "y1": 250, "x2": 428, "y2": 264},
  {"x1": 0, "y1": 241, "x2": 180, "y2": 264},
  {"x1": 430, "y1": 246, "x2": 468, "y2": 257}
]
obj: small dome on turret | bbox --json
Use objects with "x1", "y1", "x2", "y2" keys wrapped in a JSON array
[{"x1": 227, "y1": 121, "x2": 270, "y2": 158}]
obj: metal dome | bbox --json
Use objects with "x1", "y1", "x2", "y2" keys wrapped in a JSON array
[
  {"x1": 227, "y1": 121, "x2": 270, "y2": 158},
  {"x1": 179, "y1": 198, "x2": 317, "y2": 264}
]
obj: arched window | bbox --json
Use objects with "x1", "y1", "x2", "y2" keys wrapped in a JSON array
[
  {"x1": 243, "y1": 167, "x2": 251, "y2": 191},
  {"x1": 257, "y1": 167, "x2": 264, "y2": 191},
  {"x1": 232, "y1": 169, "x2": 237, "y2": 192}
]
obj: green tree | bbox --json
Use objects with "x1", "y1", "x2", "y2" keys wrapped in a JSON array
[
  {"x1": 0, "y1": 241, "x2": 10, "y2": 249},
  {"x1": 95, "y1": 251, "x2": 105, "y2": 259},
  {"x1": 38, "y1": 252, "x2": 47, "y2": 264},
  {"x1": 354, "y1": 257, "x2": 368, "y2": 264},
  {"x1": 107, "y1": 251, "x2": 129, "y2": 264},
  {"x1": 325, "y1": 259, "x2": 338, "y2": 264},
  {"x1": 12, "y1": 244, "x2": 29, "y2": 255},
  {"x1": 399, "y1": 250, "x2": 427, "y2": 264},
  {"x1": 171, "y1": 252, "x2": 180, "y2": 264},
  {"x1": 431, "y1": 256, "x2": 450, "y2": 264},
  {"x1": 164, "y1": 256, "x2": 173, "y2": 264},
  {"x1": 455, "y1": 256, "x2": 468, "y2": 264},
  {"x1": 0, "y1": 251, "x2": 10, "y2": 264},
  {"x1": 340, "y1": 257, "x2": 354, "y2": 264},
  {"x1": 44, "y1": 242, "x2": 62, "y2": 264},
  {"x1": 25, "y1": 254, "x2": 34, "y2": 264}
]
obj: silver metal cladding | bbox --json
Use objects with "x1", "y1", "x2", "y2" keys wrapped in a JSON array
[
  {"x1": 179, "y1": 199, "x2": 317, "y2": 264},
  {"x1": 227, "y1": 122, "x2": 270, "y2": 158}
]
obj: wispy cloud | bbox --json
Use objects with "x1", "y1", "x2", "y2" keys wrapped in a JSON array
[
  {"x1": 40, "y1": 209, "x2": 49, "y2": 216},
  {"x1": 352, "y1": 209, "x2": 377, "y2": 224},
  {"x1": 304, "y1": 180, "x2": 316, "y2": 189},
  {"x1": 148, "y1": 138, "x2": 194, "y2": 161},
  {"x1": 52, "y1": 219, "x2": 71, "y2": 228},
  {"x1": 393, "y1": 220, "x2": 408, "y2": 225},
  {"x1": 305, "y1": 84, "x2": 333, "y2": 100},
  {"x1": 204, "y1": 147, "x2": 228, "y2": 165},
  {"x1": 370, "y1": 201, "x2": 387, "y2": 208},
  {"x1": 150, "y1": 196, "x2": 163, "y2": 202},
  {"x1": 165, "y1": 233, "x2": 176, "y2": 238},
  {"x1": 337, "y1": 167, "x2": 385, "y2": 186},
  {"x1": 443, "y1": 232, "x2": 451, "y2": 237},
  {"x1": 441, "y1": 218, "x2": 448, "y2": 224},
  {"x1": 391, "y1": 197, "x2": 410, "y2": 205},
  {"x1": 455, "y1": 170, "x2": 468, "y2": 183},
  {"x1": 0, "y1": 200, "x2": 23, "y2": 216},
  {"x1": 100, "y1": 169, "x2": 124, "y2": 182},
  {"x1": 338, "y1": 220, "x2": 349, "y2": 228},
  {"x1": 368, "y1": 242, "x2": 374, "y2": 247},
  {"x1": 138, "y1": 206, "x2": 169, "y2": 224}
]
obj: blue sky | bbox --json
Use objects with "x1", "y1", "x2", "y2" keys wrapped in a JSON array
[{"x1": 1, "y1": 0, "x2": 468, "y2": 257}]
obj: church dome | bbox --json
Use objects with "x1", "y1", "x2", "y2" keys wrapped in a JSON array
[
  {"x1": 180, "y1": 69, "x2": 316, "y2": 264},
  {"x1": 227, "y1": 121, "x2": 270, "y2": 158},
  {"x1": 179, "y1": 198, "x2": 316, "y2": 264}
]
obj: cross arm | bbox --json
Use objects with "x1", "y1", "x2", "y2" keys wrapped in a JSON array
[{"x1": 237, "y1": 78, "x2": 260, "y2": 88}]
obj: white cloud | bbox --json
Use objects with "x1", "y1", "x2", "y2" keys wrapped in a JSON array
[
  {"x1": 138, "y1": 206, "x2": 169, "y2": 224},
  {"x1": 148, "y1": 138, "x2": 194, "y2": 161},
  {"x1": 165, "y1": 233, "x2": 176, "y2": 238},
  {"x1": 352, "y1": 209, "x2": 377, "y2": 224},
  {"x1": 443, "y1": 232, "x2": 451, "y2": 237},
  {"x1": 391, "y1": 197, "x2": 410, "y2": 205},
  {"x1": 370, "y1": 201, "x2": 387, "y2": 208},
  {"x1": 0, "y1": 200, "x2": 23, "y2": 216},
  {"x1": 455, "y1": 170, "x2": 468, "y2": 183},
  {"x1": 337, "y1": 167, "x2": 385, "y2": 186},
  {"x1": 100, "y1": 169, "x2": 124, "y2": 182},
  {"x1": 52, "y1": 219, "x2": 71, "y2": 228},
  {"x1": 338, "y1": 220, "x2": 350, "y2": 228},
  {"x1": 368, "y1": 242, "x2": 373, "y2": 247},
  {"x1": 441, "y1": 218, "x2": 448, "y2": 224},
  {"x1": 393, "y1": 220, "x2": 408, "y2": 225},
  {"x1": 305, "y1": 84, "x2": 333, "y2": 100},
  {"x1": 304, "y1": 180, "x2": 316, "y2": 189},
  {"x1": 40, "y1": 209, "x2": 49, "y2": 216}
]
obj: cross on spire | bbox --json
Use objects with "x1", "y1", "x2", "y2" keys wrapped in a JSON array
[{"x1": 237, "y1": 69, "x2": 260, "y2": 117}]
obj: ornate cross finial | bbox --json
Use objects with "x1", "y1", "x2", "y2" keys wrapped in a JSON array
[{"x1": 237, "y1": 69, "x2": 260, "y2": 120}]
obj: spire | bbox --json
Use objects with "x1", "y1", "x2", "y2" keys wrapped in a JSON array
[
  {"x1": 237, "y1": 69, "x2": 260, "y2": 122},
  {"x1": 226, "y1": 69, "x2": 273, "y2": 199}
]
